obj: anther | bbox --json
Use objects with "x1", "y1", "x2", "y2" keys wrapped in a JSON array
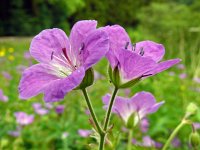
[
  {"x1": 79, "y1": 43, "x2": 85, "y2": 54},
  {"x1": 132, "y1": 43, "x2": 136, "y2": 51},
  {"x1": 139, "y1": 47, "x2": 144, "y2": 56},
  {"x1": 51, "y1": 51, "x2": 54, "y2": 60},
  {"x1": 125, "y1": 42, "x2": 129, "y2": 49}
]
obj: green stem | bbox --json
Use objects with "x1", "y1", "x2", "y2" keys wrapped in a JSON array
[
  {"x1": 81, "y1": 88, "x2": 103, "y2": 135},
  {"x1": 99, "y1": 134, "x2": 105, "y2": 150},
  {"x1": 127, "y1": 129, "x2": 133, "y2": 150},
  {"x1": 103, "y1": 87, "x2": 118, "y2": 131},
  {"x1": 162, "y1": 120, "x2": 187, "y2": 150}
]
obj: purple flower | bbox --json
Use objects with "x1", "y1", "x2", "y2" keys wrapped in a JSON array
[
  {"x1": 140, "y1": 118, "x2": 149, "y2": 133},
  {"x1": 14, "y1": 112, "x2": 34, "y2": 125},
  {"x1": 78, "y1": 129, "x2": 92, "y2": 137},
  {"x1": 171, "y1": 137, "x2": 181, "y2": 148},
  {"x1": 142, "y1": 136, "x2": 162, "y2": 148},
  {"x1": 24, "y1": 51, "x2": 32, "y2": 59},
  {"x1": 102, "y1": 91, "x2": 164, "y2": 125},
  {"x1": 85, "y1": 108, "x2": 90, "y2": 115},
  {"x1": 177, "y1": 64, "x2": 185, "y2": 70},
  {"x1": 0, "y1": 89, "x2": 8, "y2": 102},
  {"x1": 2, "y1": 71, "x2": 12, "y2": 80},
  {"x1": 16, "y1": 65, "x2": 27, "y2": 73},
  {"x1": 103, "y1": 25, "x2": 180, "y2": 85},
  {"x1": 32, "y1": 102, "x2": 42, "y2": 109},
  {"x1": 193, "y1": 122, "x2": 200, "y2": 130},
  {"x1": 8, "y1": 126, "x2": 21, "y2": 137},
  {"x1": 55, "y1": 105, "x2": 65, "y2": 114},
  {"x1": 32, "y1": 103, "x2": 49, "y2": 115},
  {"x1": 45, "y1": 103, "x2": 54, "y2": 109},
  {"x1": 35, "y1": 108, "x2": 49, "y2": 115},
  {"x1": 19, "y1": 20, "x2": 109, "y2": 102},
  {"x1": 179, "y1": 73, "x2": 187, "y2": 79},
  {"x1": 193, "y1": 77, "x2": 200, "y2": 84}
]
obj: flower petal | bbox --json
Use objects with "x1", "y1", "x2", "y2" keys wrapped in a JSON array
[
  {"x1": 19, "y1": 64, "x2": 59, "y2": 99},
  {"x1": 129, "y1": 92, "x2": 156, "y2": 111},
  {"x1": 135, "y1": 41, "x2": 165, "y2": 62},
  {"x1": 43, "y1": 67, "x2": 85, "y2": 102},
  {"x1": 30, "y1": 28, "x2": 70, "y2": 63},
  {"x1": 103, "y1": 25, "x2": 131, "y2": 68},
  {"x1": 102, "y1": 94, "x2": 131, "y2": 123},
  {"x1": 144, "y1": 59, "x2": 181, "y2": 76},
  {"x1": 69, "y1": 20, "x2": 97, "y2": 59},
  {"x1": 81, "y1": 29, "x2": 109, "y2": 69},
  {"x1": 148, "y1": 101, "x2": 165, "y2": 114},
  {"x1": 118, "y1": 50, "x2": 157, "y2": 80}
]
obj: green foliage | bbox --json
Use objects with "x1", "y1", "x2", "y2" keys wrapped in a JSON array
[
  {"x1": 74, "y1": 0, "x2": 149, "y2": 26},
  {"x1": 0, "y1": 0, "x2": 84, "y2": 35}
]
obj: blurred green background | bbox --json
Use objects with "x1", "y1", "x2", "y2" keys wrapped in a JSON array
[{"x1": 0, "y1": 0, "x2": 200, "y2": 149}]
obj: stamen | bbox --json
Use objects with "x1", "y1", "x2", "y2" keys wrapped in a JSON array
[
  {"x1": 132, "y1": 43, "x2": 136, "y2": 51},
  {"x1": 142, "y1": 74, "x2": 152, "y2": 77},
  {"x1": 79, "y1": 43, "x2": 85, "y2": 54},
  {"x1": 125, "y1": 42, "x2": 129, "y2": 49},
  {"x1": 51, "y1": 52, "x2": 54, "y2": 60},
  {"x1": 59, "y1": 70, "x2": 68, "y2": 76},
  {"x1": 139, "y1": 47, "x2": 144, "y2": 56},
  {"x1": 62, "y1": 48, "x2": 70, "y2": 62},
  {"x1": 62, "y1": 47, "x2": 76, "y2": 70}
]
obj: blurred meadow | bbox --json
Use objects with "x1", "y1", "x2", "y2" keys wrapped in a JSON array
[{"x1": 0, "y1": 0, "x2": 200, "y2": 149}]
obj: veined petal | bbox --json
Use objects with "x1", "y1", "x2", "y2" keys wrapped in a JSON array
[
  {"x1": 81, "y1": 29, "x2": 109, "y2": 69},
  {"x1": 69, "y1": 20, "x2": 97, "y2": 60},
  {"x1": 144, "y1": 59, "x2": 181, "y2": 76},
  {"x1": 30, "y1": 28, "x2": 70, "y2": 63},
  {"x1": 43, "y1": 67, "x2": 85, "y2": 102},
  {"x1": 103, "y1": 25, "x2": 131, "y2": 68},
  {"x1": 135, "y1": 41, "x2": 165, "y2": 62},
  {"x1": 129, "y1": 92, "x2": 156, "y2": 111},
  {"x1": 19, "y1": 64, "x2": 59, "y2": 99},
  {"x1": 102, "y1": 94, "x2": 131, "y2": 123},
  {"x1": 118, "y1": 50, "x2": 157, "y2": 80}
]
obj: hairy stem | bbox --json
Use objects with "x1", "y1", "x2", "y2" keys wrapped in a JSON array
[
  {"x1": 127, "y1": 129, "x2": 133, "y2": 150},
  {"x1": 162, "y1": 119, "x2": 187, "y2": 150},
  {"x1": 98, "y1": 87, "x2": 118, "y2": 150},
  {"x1": 103, "y1": 87, "x2": 118, "y2": 131},
  {"x1": 81, "y1": 88, "x2": 103, "y2": 135}
]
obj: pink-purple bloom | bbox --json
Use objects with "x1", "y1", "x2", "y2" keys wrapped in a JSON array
[
  {"x1": 0, "y1": 89, "x2": 8, "y2": 102},
  {"x1": 19, "y1": 20, "x2": 109, "y2": 102},
  {"x1": 102, "y1": 91, "x2": 164, "y2": 125},
  {"x1": 103, "y1": 25, "x2": 180, "y2": 85},
  {"x1": 177, "y1": 64, "x2": 185, "y2": 70},
  {"x1": 141, "y1": 136, "x2": 163, "y2": 148},
  {"x1": 14, "y1": 112, "x2": 34, "y2": 125},
  {"x1": 179, "y1": 73, "x2": 187, "y2": 79},
  {"x1": 193, "y1": 77, "x2": 200, "y2": 84},
  {"x1": 2, "y1": 71, "x2": 12, "y2": 80},
  {"x1": 78, "y1": 129, "x2": 92, "y2": 137},
  {"x1": 55, "y1": 105, "x2": 65, "y2": 114},
  {"x1": 8, "y1": 126, "x2": 21, "y2": 137},
  {"x1": 32, "y1": 103, "x2": 49, "y2": 115},
  {"x1": 140, "y1": 118, "x2": 149, "y2": 133}
]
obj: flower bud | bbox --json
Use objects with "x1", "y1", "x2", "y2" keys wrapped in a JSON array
[
  {"x1": 126, "y1": 113, "x2": 135, "y2": 129},
  {"x1": 108, "y1": 65, "x2": 120, "y2": 88},
  {"x1": 186, "y1": 103, "x2": 198, "y2": 118},
  {"x1": 189, "y1": 132, "x2": 200, "y2": 148},
  {"x1": 77, "y1": 68, "x2": 94, "y2": 89}
]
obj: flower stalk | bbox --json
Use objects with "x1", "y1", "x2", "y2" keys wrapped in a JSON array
[
  {"x1": 103, "y1": 87, "x2": 118, "y2": 131},
  {"x1": 162, "y1": 119, "x2": 189, "y2": 150},
  {"x1": 127, "y1": 129, "x2": 133, "y2": 150},
  {"x1": 81, "y1": 88, "x2": 104, "y2": 135}
]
